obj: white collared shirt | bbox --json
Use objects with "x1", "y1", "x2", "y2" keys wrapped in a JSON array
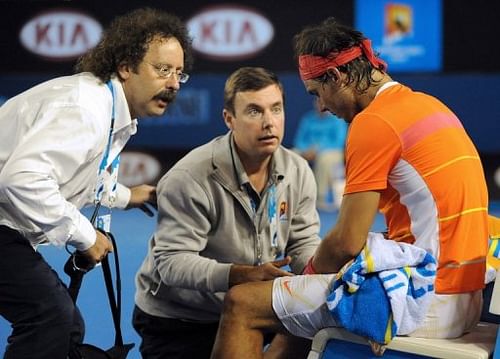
[{"x1": 0, "y1": 73, "x2": 135, "y2": 250}]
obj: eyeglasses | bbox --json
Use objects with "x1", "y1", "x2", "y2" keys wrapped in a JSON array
[{"x1": 145, "y1": 61, "x2": 190, "y2": 84}]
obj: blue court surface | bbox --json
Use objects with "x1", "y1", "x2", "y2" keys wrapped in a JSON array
[{"x1": 1, "y1": 203, "x2": 499, "y2": 358}]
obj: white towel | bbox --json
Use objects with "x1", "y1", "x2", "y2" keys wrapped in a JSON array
[{"x1": 326, "y1": 232, "x2": 437, "y2": 344}]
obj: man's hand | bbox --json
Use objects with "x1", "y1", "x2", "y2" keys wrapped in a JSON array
[
  {"x1": 229, "y1": 256, "x2": 294, "y2": 287},
  {"x1": 81, "y1": 230, "x2": 114, "y2": 265},
  {"x1": 126, "y1": 184, "x2": 157, "y2": 216}
]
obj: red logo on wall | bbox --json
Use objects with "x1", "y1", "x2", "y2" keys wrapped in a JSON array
[
  {"x1": 118, "y1": 151, "x2": 161, "y2": 187},
  {"x1": 187, "y1": 5, "x2": 274, "y2": 61},
  {"x1": 19, "y1": 9, "x2": 102, "y2": 61}
]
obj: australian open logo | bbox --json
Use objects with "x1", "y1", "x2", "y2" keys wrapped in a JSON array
[{"x1": 279, "y1": 201, "x2": 288, "y2": 221}]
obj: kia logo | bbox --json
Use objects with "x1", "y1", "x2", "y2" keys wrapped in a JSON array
[
  {"x1": 19, "y1": 10, "x2": 102, "y2": 61},
  {"x1": 187, "y1": 5, "x2": 274, "y2": 61},
  {"x1": 119, "y1": 151, "x2": 161, "y2": 187}
]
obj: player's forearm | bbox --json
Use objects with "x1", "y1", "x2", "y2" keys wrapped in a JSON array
[{"x1": 313, "y1": 227, "x2": 363, "y2": 273}]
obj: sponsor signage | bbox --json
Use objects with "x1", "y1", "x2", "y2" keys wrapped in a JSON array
[
  {"x1": 491, "y1": 162, "x2": 500, "y2": 199},
  {"x1": 355, "y1": 0, "x2": 442, "y2": 72},
  {"x1": 118, "y1": 151, "x2": 161, "y2": 187},
  {"x1": 187, "y1": 5, "x2": 274, "y2": 61},
  {"x1": 19, "y1": 9, "x2": 102, "y2": 61}
]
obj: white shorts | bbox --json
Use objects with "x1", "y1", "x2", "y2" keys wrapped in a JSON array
[
  {"x1": 408, "y1": 289, "x2": 482, "y2": 338},
  {"x1": 272, "y1": 274, "x2": 337, "y2": 339},
  {"x1": 272, "y1": 274, "x2": 483, "y2": 340}
]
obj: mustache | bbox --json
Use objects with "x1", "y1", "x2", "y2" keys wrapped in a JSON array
[{"x1": 153, "y1": 90, "x2": 177, "y2": 103}]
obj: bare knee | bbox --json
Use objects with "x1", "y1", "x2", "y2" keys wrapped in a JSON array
[
  {"x1": 223, "y1": 284, "x2": 253, "y2": 318},
  {"x1": 221, "y1": 281, "x2": 276, "y2": 331}
]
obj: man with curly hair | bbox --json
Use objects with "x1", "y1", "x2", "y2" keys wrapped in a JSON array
[{"x1": 0, "y1": 8, "x2": 192, "y2": 358}]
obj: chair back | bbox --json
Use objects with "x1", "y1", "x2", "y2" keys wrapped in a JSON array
[{"x1": 489, "y1": 269, "x2": 500, "y2": 315}]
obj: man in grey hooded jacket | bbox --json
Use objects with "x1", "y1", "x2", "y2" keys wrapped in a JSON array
[{"x1": 133, "y1": 67, "x2": 321, "y2": 359}]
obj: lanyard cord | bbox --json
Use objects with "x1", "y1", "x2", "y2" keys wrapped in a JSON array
[
  {"x1": 65, "y1": 81, "x2": 116, "y2": 255},
  {"x1": 94, "y1": 80, "x2": 119, "y2": 205},
  {"x1": 267, "y1": 183, "x2": 278, "y2": 248}
]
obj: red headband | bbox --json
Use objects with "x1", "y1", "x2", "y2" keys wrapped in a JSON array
[{"x1": 298, "y1": 39, "x2": 387, "y2": 81}]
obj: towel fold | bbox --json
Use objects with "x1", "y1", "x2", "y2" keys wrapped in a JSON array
[{"x1": 326, "y1": 232, "x2": 436, "y2": 344}]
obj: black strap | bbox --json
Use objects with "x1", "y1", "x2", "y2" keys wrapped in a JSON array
[
  {"x1": 64, "y1": 257, "x2": 85, "y2": 302},
  {"x1": 99, "y1": 230, "x2": 124, "y2": 347},
  {"x1": 65, "y1": 203, "x2": 125, "y2": 348}
]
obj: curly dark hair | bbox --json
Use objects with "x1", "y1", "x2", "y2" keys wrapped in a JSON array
[
  {"x1": 75, "y1": 8, "x2": 193, "y2": 83},
  {"x1": 293, "y1": 17, "x2": 384, "y2": 93},
  {"x1": 223, "y1": 67, "x2": 285, "y2": 115}
]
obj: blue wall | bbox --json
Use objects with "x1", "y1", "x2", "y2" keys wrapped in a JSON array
[
  {"x1": 116, "y1": 73, "x2": 500, "y2": 154},
  {"x1": 1, "y1": 72, "x2": 499, "y2": 154}
]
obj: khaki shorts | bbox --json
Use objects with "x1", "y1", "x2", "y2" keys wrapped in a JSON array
[{"x1": 272, "y1": 274, "x2": 482, "y2": 339}]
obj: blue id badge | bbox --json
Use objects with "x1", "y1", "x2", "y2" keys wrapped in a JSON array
[{"x1": 96, "y1": 213, "x2": 111, "y2": 232}]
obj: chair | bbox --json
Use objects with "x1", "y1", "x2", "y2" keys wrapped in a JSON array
[{"x1": 307, "y1": 271, "x2": 500, "y2": 359}]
